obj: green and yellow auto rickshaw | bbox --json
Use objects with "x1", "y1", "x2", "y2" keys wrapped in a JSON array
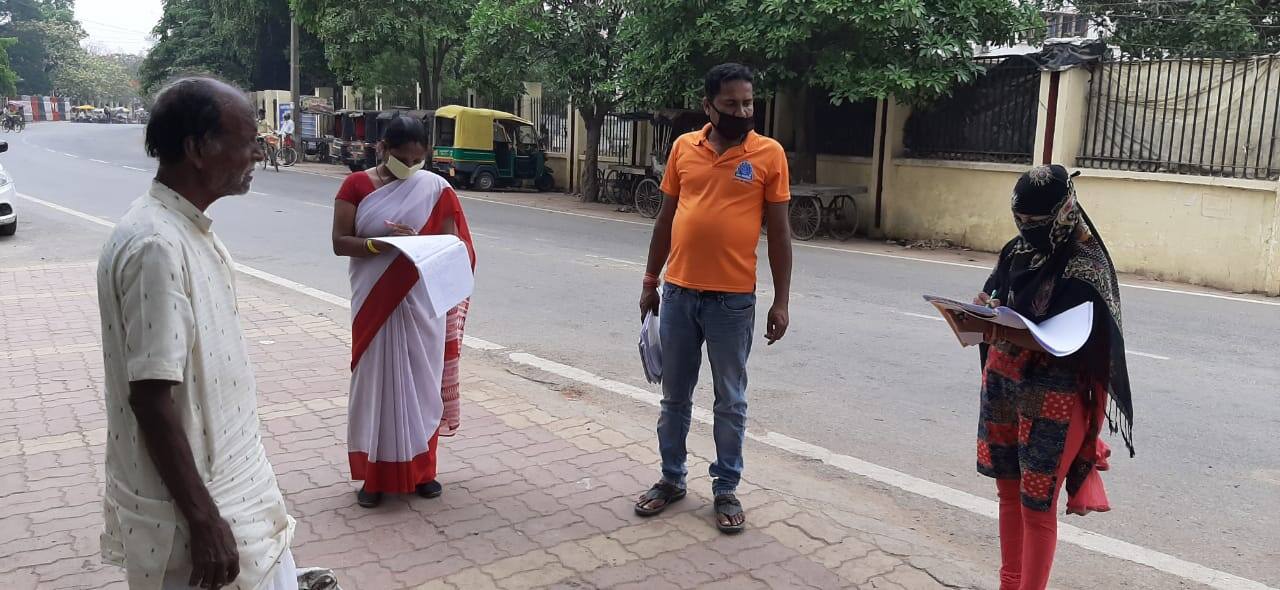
[{"x1": 432, "y1": 105, "x2": 554, "y2": 191}]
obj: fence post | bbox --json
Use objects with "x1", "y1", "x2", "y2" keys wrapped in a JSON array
[
  {"x1": 1034, "y1": 67, "x2": 1092, "y2": 166},
  {"x1": 1266, "y1": 186, "x2": 1280, "y2": 296}
]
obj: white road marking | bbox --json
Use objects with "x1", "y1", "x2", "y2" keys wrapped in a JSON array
[
  {"x1": 45, "y1": 148, "x2": 57, "y2": 153},
  {"x1": 17, "y1": 193, "x2": 114, "y2": 228},
  {"x1": 249, "y1": 191, "x2": 271, "y2": 196},
  {"x1": 585, "y1": 254, "x2": 644, "y2": 266},
  {"x1": 298, "y1": 201, "x2": 333, "y2": 210},
  {"x1": 1129, "y1": 350, "x2": 1172, "y2": 361},
  {"x1": 19, "y1": 191, "x2": 1274, "y2": 590},
  {"x1": 89, "y1": 159, "x2": 110, "y2": 164},
  {"x1": 62, "y1": 153, "x2": 79, "y2": 159},
  {"x1": 899, "y1": 311, "x2": 944, "y2": 321},
  {"x1": 463, "y1": 336, "x2": 506, "y2": 351},
  {"x1": 464, "y1": 197, "x2": 1280, "y2": 307},
  {"x1": 121, "y1": 165, "x2": 147, "y2": 172}
]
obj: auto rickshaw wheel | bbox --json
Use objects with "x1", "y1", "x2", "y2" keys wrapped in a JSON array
[
  {"x1": 535, "y1": 173, "x2": 554, "y2": 192},
  {"x1": 474, "y1": 170, "x2": 497, "y2": 191}
]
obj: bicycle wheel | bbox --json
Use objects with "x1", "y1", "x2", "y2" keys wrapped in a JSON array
[
  {"x1": 825, "y1": 195, "x2": 859, "y2": 241},
  {"x1": 281, "y1": 147, "x2": 298, "y2": 167},
  {"x1": 789, "y1": 196, "x2": 822, "y2": 241},
  {"x1": 634, "y1": 178, "x2": 662, "y2": 219}
]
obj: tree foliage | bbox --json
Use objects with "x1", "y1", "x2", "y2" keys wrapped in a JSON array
[
  {"x1": 464, "y1": 0, "x2": 627, "y2": 201},
  {"x1": 0, "y1": 0, "x2": 86, "y2": 95},
  {"x1": 142, "y1": 0, "x2": 332, "y2": 96},
  {"x1": 292, "y1": 0, "x2": 471, "y2": 108},
  {"x1": 0, "y1": 37, "x2": 18, "y2": 96},
  {"x1": 53, "y1": 49, "x2": 139, "y2": 103},
  {"x1": 1067, "y1": 0, "x2": 1280, "y2": 57},
  {"x1": 621, "y1": 0, "x2": 1039, "y2": 181},
  {"x1": 140, "y1": 0, "x2": 249, "y2": 93}
]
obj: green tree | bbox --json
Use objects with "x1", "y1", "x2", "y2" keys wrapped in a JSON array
[
  {"x1": 292, "y1": 0, "x2": 471, "y2": 109},
  {"x1": 53, "y1": 49, "x2": 139, "y2": 103},
  {"x1": 1066, "y1": 0, "x2": 1278, "y2": 57},
  {"x1": 621, "y1": 0, "x2": 1039, "y2": 182},
  {"x1": 0, "y1": 37, "x2": 18, "y2": 96},
  {"x1": 140, "y1": 0, "x2": 249, "y2": 93},
  {"x1": 464, "y1": 0, "x2": 626, "y2": 201},
  {"x1": 0, "y1": 0, "x2": 86, "y2": 95}
]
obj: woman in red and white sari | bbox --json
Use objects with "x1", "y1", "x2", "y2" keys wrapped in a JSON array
[{"x1": 330, "y1": 115, "x2": 475, "y2": 508}]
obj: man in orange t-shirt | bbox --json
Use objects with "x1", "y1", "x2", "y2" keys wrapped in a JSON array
[{"x1": 635, "y1": 63, "x2": 793, "y2": 534}]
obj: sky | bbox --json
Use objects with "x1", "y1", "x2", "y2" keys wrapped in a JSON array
[{"x1": 75, "y1": 0, "x2": 163, "y2": 55}]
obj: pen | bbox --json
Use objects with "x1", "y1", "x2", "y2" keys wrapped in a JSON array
[{"x1": 987, "y1": 290, "x2": 999, "y2": 308}]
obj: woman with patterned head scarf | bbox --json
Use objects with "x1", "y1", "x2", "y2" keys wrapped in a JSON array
[{"x1": 958, "y1": 164, "x2": 1134, "y2": 590}]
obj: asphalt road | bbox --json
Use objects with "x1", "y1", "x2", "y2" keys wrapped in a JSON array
[{"x1": 3, "y1": 122, "x2": 1278, "y2": 586}]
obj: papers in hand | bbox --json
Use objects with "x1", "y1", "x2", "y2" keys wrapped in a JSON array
[
  {"x1": 923, "y1": 295, "x2": 1093, "y2": 357},
  {"x1": 639, "y1": 312, "x2": 662, "y2": 384},
  {"x1": 372, "y1": 235, "x2": 474, "y2": 318}
]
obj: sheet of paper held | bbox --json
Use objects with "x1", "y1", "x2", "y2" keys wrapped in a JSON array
[
  {"x1": 923, "y1": 295, "x2": 1093, "y2": 357},
  {"x1": 373, "y1": 235, "x2": 474, "y2": 318}
]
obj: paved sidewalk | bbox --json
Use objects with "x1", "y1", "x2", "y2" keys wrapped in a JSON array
[{"x1": 0, "y1": 261, "x2": 998, "y2": 590}]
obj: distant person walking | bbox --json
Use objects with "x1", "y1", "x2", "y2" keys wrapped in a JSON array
[
  {"x1": 96, "y1": 77, "x2": 296, "y2": 590},
  {"x1": 955, "y1": 164, "x2": 1134, "y2": 590},
  {"x1": 331, "y1": 115, "x2": 476, "y2": 508},
  {"x1": 635, "y1": 63, "x2": 793, "y2": 534}
]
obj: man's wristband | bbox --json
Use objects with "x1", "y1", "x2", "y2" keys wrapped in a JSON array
[{"x1": 642, "y1": 273, "x2": 660, "y2": 289}]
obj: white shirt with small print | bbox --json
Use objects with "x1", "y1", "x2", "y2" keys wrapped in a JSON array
[{"x1": 96, "y1": 181, "x2": 294, "y2": 590}]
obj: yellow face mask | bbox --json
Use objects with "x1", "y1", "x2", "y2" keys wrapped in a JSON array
[{"x1": 385, "y1": 154, "x2": 423, "y2": 180}]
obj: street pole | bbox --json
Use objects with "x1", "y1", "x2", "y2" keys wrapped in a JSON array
[{"x1": 290, "y1": 16, "x2": 300, "y2": 149}]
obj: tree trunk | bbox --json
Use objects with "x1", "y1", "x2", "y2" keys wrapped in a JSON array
[
  {"x1": 581, "y1": 109, "x2": 604, "y2": 202},
  {"x1": 792, "y1": 83, "x2": 818, "y2": 184},
  {"x1": 416, "y1": 25, "x2": 431, "y2": 109}
]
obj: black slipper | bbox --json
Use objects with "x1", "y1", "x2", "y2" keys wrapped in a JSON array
[
  {"x1": 356, "y1": 487, "x2": 383, "y2": 508},
  {"x1": 416, "y1": 481, "x2": 443, "y2": 499},
  {"x1": 714, "y1": 494, "x2": 746, "y2": 534},
  {"x1": 634, "y1": 481, "x2": 687, "y2": 517}
]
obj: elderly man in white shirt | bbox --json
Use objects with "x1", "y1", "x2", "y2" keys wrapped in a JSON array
[{"x1": 97, "y1": 77, "x2": 295, "y2": 590}]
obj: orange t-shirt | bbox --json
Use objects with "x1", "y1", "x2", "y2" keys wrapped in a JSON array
[{"x1": 660, "y1": 125, "x2": 790, "y2": 293}]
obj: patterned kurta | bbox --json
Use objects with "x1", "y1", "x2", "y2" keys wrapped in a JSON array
[
  {"x1": 97, "y1": 182, "x2": 294, "y2": 589},
  {"x1": 977, "y1": 342, "x2": 1088, "y2": 512}
]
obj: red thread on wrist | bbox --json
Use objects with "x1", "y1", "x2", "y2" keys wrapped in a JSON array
[{"x1": 642, "y1": 273, "x2": 660, "y2": 289}]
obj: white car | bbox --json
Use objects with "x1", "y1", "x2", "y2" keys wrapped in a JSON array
[{"x1": 0, "y1": 141, "x2": 14, "y2": 236}]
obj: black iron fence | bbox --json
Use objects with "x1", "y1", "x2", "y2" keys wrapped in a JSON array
[
  {"x1": 903, "y1": 57, "x2": 1040, "y2": 163},
  {"x1": 1079, "y1": 56, "x2": 1280, "y2": 180},
  {"x1": 532, "y1": 95, "x2": 570, "y2": 154},
  {"x1": 815, "y1": 97, "x2": 877, "y2": 157},
  {"x1": 600, "y1": 114, "x2": 634, "y2": 161}
]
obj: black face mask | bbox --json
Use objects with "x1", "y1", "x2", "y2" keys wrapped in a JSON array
[
  {"x1": 1016, "y1": 219, "x2": 1055, "y2": 253},
  {"x1": 711, "y1": 105, "x2": 754, "y2": 141}
]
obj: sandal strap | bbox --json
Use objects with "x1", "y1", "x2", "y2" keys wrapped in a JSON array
[
  {"x1": 641, "y1": 481, "x2": 683, "y2": 501},
  {"x1": 714, "y1": 494, "x2": 741, "y2": 508}
]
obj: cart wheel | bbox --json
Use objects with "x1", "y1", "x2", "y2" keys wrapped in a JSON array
[
  {"x1": 535, "y1": 173, "x2": 554, "y2": 192},
  {"x1": 634, "y1": 178, "x2": 662, "y2": 219},
  {"x1": 825, "y1": 195, "x2": 859, "y2": 241},
  {"x1": 789, "y1": 196, "x2": 821, "y2": 241},
  {"x1": 603, "y1": 170, "x2": 620, "y2": 203}
]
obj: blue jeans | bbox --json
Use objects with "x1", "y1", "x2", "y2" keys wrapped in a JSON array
[{"x1": 657, "y1": 284, "x2": 755, "y2": 497}]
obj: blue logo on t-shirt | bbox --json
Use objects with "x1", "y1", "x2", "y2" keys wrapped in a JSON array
[{"x1": 734, "y1": 160, "x2": 754, "y2": 182}]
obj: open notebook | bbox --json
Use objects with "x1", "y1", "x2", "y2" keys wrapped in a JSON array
[{"x1": 923, "y1": 295, "x2": 1093, "y2": 357}]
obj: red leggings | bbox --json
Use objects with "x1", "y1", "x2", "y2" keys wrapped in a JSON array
[{"x1": 996, "y1": 395, "x2": 1087, "y2": 590}]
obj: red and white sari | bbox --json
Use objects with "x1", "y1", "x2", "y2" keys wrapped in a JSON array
[{"x1": 346, "y1": 171, "x2": 474, "y2": 494}]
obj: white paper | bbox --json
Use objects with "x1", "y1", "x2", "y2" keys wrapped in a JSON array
[
  {"x1": 923, "y1": 294, "x2": 1093, "y2": 357},
  {"x1": 372, "y1": 235, "x2": 474, "y2": 318}
]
